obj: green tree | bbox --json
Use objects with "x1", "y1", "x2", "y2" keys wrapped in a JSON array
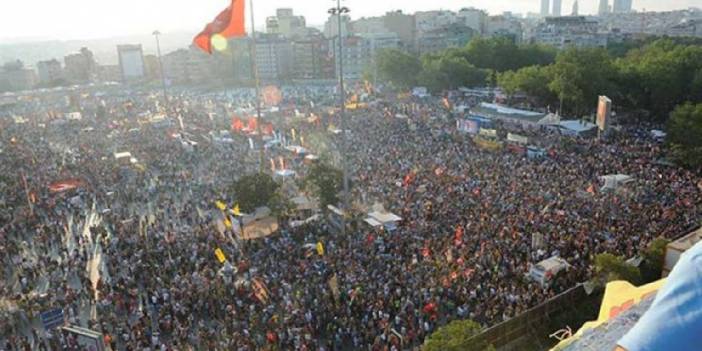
[
  {"x1": 376, "y1": 48, "x2": 422, "y2": 89},
  {"x1": 230, "y1": 173, "x2": 280, "y2": 213},
  {"x1": 304, "y1": 163, "x2": 344, "y2": 208},
  {"x1": 594, "y1": 253, "x2": 641, "y2": 286},
  {"x1": 463, "y1": 37, "x2": 556, "y2": 72},
  {"x1": 667, "y1": 103, "x2": 702, "y2": 168},
  {"x1": 419, "y1": 54, "x2": 488, "y2": 92},
  {"x1": 548, "y1": 48, "x2": 618, "y2": 116},
  {"x1": 498, "y1": 65, "x2": 557, "y2": 106},
  {"x1": 640, "y1": 238, "x2": 670, "y2": 282},
  {"x1": 423, "y1": 320, "x2": 494, "y2": 351}
]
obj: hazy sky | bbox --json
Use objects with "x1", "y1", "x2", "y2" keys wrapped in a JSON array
[{"x1": 1, "y1": 0, "x2": 699, "y2": 41}]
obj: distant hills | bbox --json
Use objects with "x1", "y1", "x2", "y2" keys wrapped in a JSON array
[{"x1": 0, "y1": 31, "x2": 196, "y2": 68}]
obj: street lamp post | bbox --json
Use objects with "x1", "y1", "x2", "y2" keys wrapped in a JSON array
[
  {"x1": 328, "y1": 1, "x2": 350, "y2": 236},
  {"x1": 152, "y1": 30, "x2": 168, "y2": 109}
]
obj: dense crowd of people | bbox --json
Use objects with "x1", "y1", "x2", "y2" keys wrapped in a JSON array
[{"x1": 0, "y1": 84, "x2": 700, "y2": 350}]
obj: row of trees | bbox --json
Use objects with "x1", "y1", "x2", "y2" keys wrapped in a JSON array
[
  {"x1": 375, "y1": 37, "x2": 702, "y2": 168},
  {"x1": 375, "y1": 37, "x2": 557, "y2": 92},
  {"x1": 499, "y1": 39, "x2": 702, "y2": 118}
]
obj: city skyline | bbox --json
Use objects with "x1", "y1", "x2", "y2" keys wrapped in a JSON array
[{"x1": 1, "y1": 0, "x2": 700, "y2": 43}]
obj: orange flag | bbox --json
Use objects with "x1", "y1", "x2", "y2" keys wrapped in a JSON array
[{"x1": 194, "y1": 0, "x2": 246, "y2": 54}]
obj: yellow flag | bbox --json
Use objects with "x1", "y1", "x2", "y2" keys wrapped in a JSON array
[
  {"x1": 300, "y1": 136, "x2": 305, "y2": 145},
  {"x1": 231, "y1": 204, "x2": 241, "y2": 216},
  {"x1": 224, "y1": 216, "x2": 232, "y2": 229},
  {"x1": 214, "y1": 248, "x2": 227, "y2": 263},
  {"x1": 291, "y1": 128, "x2": 297, "y2": 141},
  {"x1": 316, "y1": 242, "x2": 325, "y2": 256},
  {"x1": 215, "y1": 200, "x2": 227, "y2": 211}
]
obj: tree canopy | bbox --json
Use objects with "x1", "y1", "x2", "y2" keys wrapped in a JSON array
[
  {"x1": 303, "y1": 162, "x2": 345, "y2": 208},
  {"x1": 667, "y1": 103, "x2": 702, "y2": 169},
  {"x1": 230, "y1": 173, "x2": 280, "y2": 213},
  {"x1": 375, "y1": 49, "x2": 422, "y2": 89},
  {"x1": 594, "y1": 253, "x2": 641, "y2": 286},
  {"x1": 422, "y1": 319, "x2": 494, "y2": 351}
]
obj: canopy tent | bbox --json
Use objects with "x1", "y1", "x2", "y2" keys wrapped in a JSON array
[
  {"x1": 291, "y1": 196, "x2": 319, "y2": 211},
  {"x1": 275, "y1": 169, "x2": 296, "y2": 178},
  {"x1": 600, "y1": 174, "x2": 634, "y2": 191},
  {"x1": 555, "y1": 120, "x2": 597, "y2": 137}
]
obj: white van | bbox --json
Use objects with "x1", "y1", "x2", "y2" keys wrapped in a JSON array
[{"x1": 528, "y1": 256, "x2": 570, "y2": 287}]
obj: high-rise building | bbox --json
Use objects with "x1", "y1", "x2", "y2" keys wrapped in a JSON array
[
  {"x1": 255, "y1": 35, "x2": 294, "y2": 81},
  {"x1": 266, "y1": 8, "x2": 307, "y2": 38},
  {"x1": 117, "y1": 44, "x2": 145, "y2": 82},
  {"x1": 0, "y1": 60, "x2": 37, "y2": 92},
  {"x1": 324, "y1": 14, "x2": 351, "y2": 38},
  {"x1": 37, "y1": 59, "x2": 63, "y2": 85},
  {"x1": 552, "y1": 0, "x2": 562, "y2": 16},
  {"x1": 541, "y1": 0, "x2": 551, "y2": 17},
  {"x1": 457, "y1": 8, "x2": 488, "y2": 34},
  {"x1": 383, "y1": 10, "x2": 417, "y2": 50},
  {"x1": 572, "y1": 0, "x2": 579, "y2": 15},
  {"x1": 613, "y1": 0, "x2": 633, "y2": 13},
  {"x1": 598, "y1": 0, "x2": 610, "y2": 15},
  {"x1": 64, "y1": 47, "x2": 97, "y2": 84}
]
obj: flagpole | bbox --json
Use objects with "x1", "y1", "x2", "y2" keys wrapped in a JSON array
[{"x1": 248, "y1": 0, "x2": 265, "y2": 172}]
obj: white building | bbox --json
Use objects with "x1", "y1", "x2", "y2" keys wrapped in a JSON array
[
  {"x1": 612, "y1": 0, "x2": 633, "y2": 13},
  {"x1": 541, "y1": 0, "x2": 551, "y2": 17},
  {"x1": 533, "y1": 16, "x2": 607, "y2": 49},
  {"x1": 266, "y1": 8, "x2": 307, "y2": 38},
  {"x1": 457, "y1": 8, "x2": 488, "y2": 34},
  {"x1": 117, "y1": 44, "x2": 145, "y2": 82},
  {"x1": 487, "y1": 16, "x2": 523, "y2": 42},
  {"x1": 256, "y1": 36, "x2": 294, "y2": 81},
  {"x1": 552, "y1": 0, "x2": 562, "y2": 17}
]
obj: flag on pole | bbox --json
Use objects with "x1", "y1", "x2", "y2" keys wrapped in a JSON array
[{"x1": 194, "y1": 0, "x2": 246, "y2": 54}]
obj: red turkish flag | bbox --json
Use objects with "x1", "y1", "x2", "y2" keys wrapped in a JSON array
[{"x1": 194, "y1": 0, "x2": 246, "y2": 54}]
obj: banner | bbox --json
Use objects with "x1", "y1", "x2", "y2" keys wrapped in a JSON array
[
  {"x1": 457, "y1": 119, "x2": 479, "y2": 134},
  {"x1": 597, "y1": 96, "x2": 612, "y2": 132},
  {"x1": 473, "y1": 136, "x2": 503, "y2": 151},
  {"x1": 507, "y1": 133, "x2": 529, "y2": 145},
  {"x1": 479, "y1": 128, "x2": 498, "y2": 138}
]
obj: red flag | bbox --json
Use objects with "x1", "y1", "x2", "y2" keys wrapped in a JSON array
[
  {"x1": 48, "y1": 179, "x2": 85, "y2": 193},
  {"x1": 231, "y1": 116, "x2": 244, "y2": 131},
  {"x1": 194, "y1": 0, "x2": 246, "y2": 54},
  {"x1": 264, "y1": 123, "x2": 274, "y2": 135},
  {"x1": 247, "y1": 117, "x2": 258, "y2": 131}
]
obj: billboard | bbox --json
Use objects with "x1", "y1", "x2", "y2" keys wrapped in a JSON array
[
  {"x1": 596, "y1": 96, "x2": 612, "y2": 132},
  {"x1": 457, "y1": 119, "x2": 479, "y2": 134}
]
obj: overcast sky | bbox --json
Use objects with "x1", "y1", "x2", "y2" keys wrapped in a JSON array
[{"x1": 1, "y1": 0, "x2": 699, "y2": 42}]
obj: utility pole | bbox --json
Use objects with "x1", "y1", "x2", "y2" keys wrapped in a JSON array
[
  {"x1": 328, "y1": 0, "x2": 350, "y2": 235},
  {"x1": 249, "y1": 0, "x2": 265, "y2": 172},
  {"x1": 152, "y1": 30, "x2": 168, "y2": 109}
]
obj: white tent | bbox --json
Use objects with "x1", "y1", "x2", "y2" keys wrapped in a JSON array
[{"x1": 600, "y1": 174, "x2": 634, "y2": 191}]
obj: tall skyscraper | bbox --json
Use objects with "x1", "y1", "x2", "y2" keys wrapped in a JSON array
[
  {"x1": 540, "y1": 0, "x2": 550, "y2": 17},
  {"x1": 572, "y1": 0, "x2": 579, "y2": 15},
  {"x1": 613, "y1": 0, "x2": 633, "y2": 13},
  {"x1": 552, "y1": 0, "x2": 562, "y2": 16},
  {"x1": 598, "y1": 0, "x2": 610, "y2": 15}
]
